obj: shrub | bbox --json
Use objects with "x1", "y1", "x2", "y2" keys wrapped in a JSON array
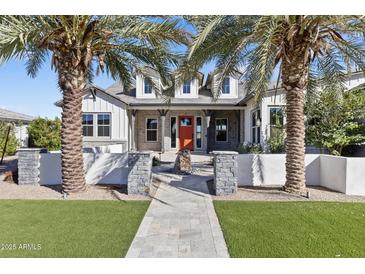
[
  {"x1": 152, "y1": 156, "x2": 161, "y2": 166},
  {"x1": 267, "y1": 126, "x2": 285, "y2": 153},
  {"x1": 0, "y1": 122, "x2": 19, "y2": 156},
  {"x1": 28, "y1": 117, "x2": 61, "y2": 151},
  {"x1": 305, "y1": 88, "x2": 365, "y2": 156},
  {"x1": 237, "y1": 142, "x2": 262, "y2": 154}
]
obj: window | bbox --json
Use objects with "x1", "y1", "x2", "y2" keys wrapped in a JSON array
[
  {"x1": 82, "y1": 114, "x2": 94, "y2": 137},
  {"x1": 269, "y1": 107, "x2": 284, "y2": 137},
  {"x1": 144, "y1": 78, "x2": 153, "y2": 94},
  {"x1": 171, "y1": 117, "x2": 177, "y2": 148},
  {"x1": 180, "y1": 117, "x2": 192, "y2": 126},
  {"x1": 146, "y1": 118, "x2": 158, "y2": 142},
  {"x1": 216, "y1": 118, "x2": 228, "y2": 142},
  {"x1": 97, "y1": 114, "x2": 111, "y2": 137},
  {"x1": 196, "y1": 117, "x2": 202, "y2": 148},
  {"x1": 222, "y1": 77, "x2": 230, "y2": 94},
  {"x1": 251, "y1": 109, "x2": 261, "y2": 144},
  {"x1": 183, "y1": 80, "x2": 191, "y2": 94}
]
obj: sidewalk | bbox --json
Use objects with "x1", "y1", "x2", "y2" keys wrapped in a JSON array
[{"x1": 126, "y1": 164, "x2": 229, "y2": 258}]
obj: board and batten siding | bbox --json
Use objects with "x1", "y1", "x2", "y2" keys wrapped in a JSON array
[{"x1": 82, "y1": 91, "x2": 129, "y2": 143}]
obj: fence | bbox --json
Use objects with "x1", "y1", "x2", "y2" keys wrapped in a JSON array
[
  {"x1": 212, "y1": 151, "x2": 365, "y2": 196},
  {"x1": 17, "y1": 148, "x2": 152, "y2": 195}
]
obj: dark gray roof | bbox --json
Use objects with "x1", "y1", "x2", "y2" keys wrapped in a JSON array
[
  {"x1": 103, "y1": 82, "x2": 247, "y2": 106},
  {"x1": 0, "y1": 108, "x2": 34, "y2": 123}
]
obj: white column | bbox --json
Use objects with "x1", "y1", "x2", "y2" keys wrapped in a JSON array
[
  {"x1": 204, "y1": 111, "x2": 212, "y2": 153},
  {"x1": 239, "y1": 109, "x2": 244, "y2": 144},
  {"x1": 160, "y1": 114, "x2": 166, "y2": 153},
  {"x1": 131, "y1": 110, "x2": 137, "y2": 151}
]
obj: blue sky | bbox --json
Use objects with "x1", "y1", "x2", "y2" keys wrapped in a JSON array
[{"x1": 0, "y1": 58, "x2": 119, "y2": 118}]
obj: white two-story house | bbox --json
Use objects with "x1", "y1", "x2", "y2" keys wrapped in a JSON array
[{"x1": 56, "y1": 69, "x2": 365, "y2": 153}]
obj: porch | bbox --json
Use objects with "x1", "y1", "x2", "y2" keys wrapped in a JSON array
[{"x1": 127, "y1": 107, "x2": 245, "y2": 153}]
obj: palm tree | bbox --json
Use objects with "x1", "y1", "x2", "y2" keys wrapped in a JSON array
[
  {"x1": 183, "y1": 15, "x2": 365, "y2": 194},
  {"x1": 0, "y1": 16, "x2": 188, "y2": 194}
]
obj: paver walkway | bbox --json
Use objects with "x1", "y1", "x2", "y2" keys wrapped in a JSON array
[{"x1": 126, "y1": 164, "x2": 229, "y2": 258}]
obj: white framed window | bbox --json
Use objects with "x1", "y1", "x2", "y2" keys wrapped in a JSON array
[
  {"x1": 251, "y1": 109, "x2": 261, "y2": 144},
  {"x1": 82, "y1": 114, "x2": 94, "y2": 137},
  {"x1": 82, "y1": 113, "x2": 111, "y2": 138},
  {"x1": 146, "y1": 118, "x2": 158, "y2": 142},
  {"x1": 269, "y1": 107, "x2": 284, "y2": 136},
  {"x1": 216, "y1": 118, "x2": 228, "y2": 142},
  {"x1": 183, "y1": 80, "x2": 191, "y2": 94},
  {"x1": 144, "y1": 78, "x2": 153, "y2": 94},
  {"x1": 97, "y1": 114, "x2": 111, "y2": 137},
  {"x1": 195, "y1": 116, "x2": 202, "y2": 148},
  {"x1": 222, "y1": 77, "x2": 230, "y2": 94}
]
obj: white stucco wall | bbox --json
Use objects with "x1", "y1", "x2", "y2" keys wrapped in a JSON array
[
  {"x1": 83, "y1": 144, "x2": 127, "y2": 153},
  {"x1": 237, "y1": 153, "x2": 365, "y2": 196},
  {"x1": 237, "y1": 154, "x2": 320, "y2": 186},
  {"x1": 345, "y1": 158, "x2": 365, "y2": 195},
  {"x1": 82, "y1": 91, "x2": 128, "y2": 143},
  {"x1": 320, "y1": 155, "x2": 347, "y2": 193},
  {"x1": 39, "y1": 152, "x2": 128, "y2": 185}
]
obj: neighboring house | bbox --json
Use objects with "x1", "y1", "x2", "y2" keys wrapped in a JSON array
[
  {"x1": 0, "y1": 108, "x2": 34, "y2": 147},
  {"x1": 55, "y1": 69, "x2": 365, "y2": 153}
]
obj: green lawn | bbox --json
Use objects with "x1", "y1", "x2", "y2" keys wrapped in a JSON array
[
  {"x1": 0, "y1": 200, "x2": 149, "y2": 257},
  {"x1": 214, "y1": 201, "x2": 365, "y2": 258}
]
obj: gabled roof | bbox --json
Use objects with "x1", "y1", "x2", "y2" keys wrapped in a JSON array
[
  {"x1": 0, "y1": 108, "x2": 34, "y2": 123},
  {"x1": 205, "y1": 69, "x2": 244, "y2": 89},
  {"x1": 102, "y1": 80, "x2": 246, "y2": 107}
]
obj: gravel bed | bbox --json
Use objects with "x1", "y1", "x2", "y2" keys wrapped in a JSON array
[
  {"x1": 211, "y1": 185, "x2": 365, "y2": 202},
  {"x1": 0, "y1": 181, "x2": 158, "y2": 201}
]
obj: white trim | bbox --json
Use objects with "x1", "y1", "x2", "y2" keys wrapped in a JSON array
[
  {"x1": 182, "y1": 80, "x2": 192, "y2": 94},
  {"x1": 170, "y1": 116, "x2": 178, "y2": 149},
  {"x1": 222, "y1": 77, "x2": 230, "y2": 94},
  {"x1": 215, "y1": 117, "x2": 228, "y2": 142},
  {"x1": 251, "y1": 108, "x2": 261, "y2": 144},
  {"x1": 82, "y1": 112, "x2": 112, "y2": 141},
  {"x1": 145, "y1": 117, "x2": 158, "y2": 143},
  {"x1": 143, "y1": 78, "x2": 153, "y2": 95},
  {"x1": 96, "y1": 113, "x2": 112, "y2": 138},
  {"x1": 195, "y1": 116, "x2": 203, "y2": 149},
  {"x1": 267, "y1": 105, "x2": 286, "y2": 138},
  {"x1": 129, "y1": 105, "x2": 245, "y2": 110}
]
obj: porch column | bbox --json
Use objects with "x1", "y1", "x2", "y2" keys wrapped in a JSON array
[
  {"x1": 130, "y1": 110, "x2": 138, "y2": 151},
  {"x1": 158, "y1": 109, "x2": 169, "y2": 153},
  {"x1": 239, "y1": 109, "x2": 244, "y2": 144},
  {"x1": 203, "y1": 110, "x2": 212, "y2": 153}
]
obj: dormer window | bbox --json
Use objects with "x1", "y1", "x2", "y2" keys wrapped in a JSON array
[
  {"x1": 183, "y1": 80, "x2": 191, "y2": 94},
  {"x1": 222, "y1": 77, "x2": 230, "y2": 94},
  {"x1": 144, "y1": 78, "x2": 153, "y2": 94}
]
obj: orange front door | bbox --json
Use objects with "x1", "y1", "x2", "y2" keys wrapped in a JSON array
[{"x1": 179, "y1": 116, "x2": 194, "y2": 151}]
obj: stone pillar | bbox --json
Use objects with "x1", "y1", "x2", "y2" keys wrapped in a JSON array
[
  {"x1": 212, "y1": 151, "x2": 238, "y2": 196},
  {"x1": 127, "y1": 151, "x2": 152, "y2": 195},
  {"x1": 17, "y1": 148, "x2": 43, "y2": 185},
  {"x1": 160, "y1": 114, "x2": 166, "y2": 153}
]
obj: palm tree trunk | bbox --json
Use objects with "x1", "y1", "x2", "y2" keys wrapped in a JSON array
[
  {"x1": 282, "y1": 37, "x2": 310, "y2": 194},
  {"x1": 58, "y1": 62, "x2": 87, "y2": 194}
]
